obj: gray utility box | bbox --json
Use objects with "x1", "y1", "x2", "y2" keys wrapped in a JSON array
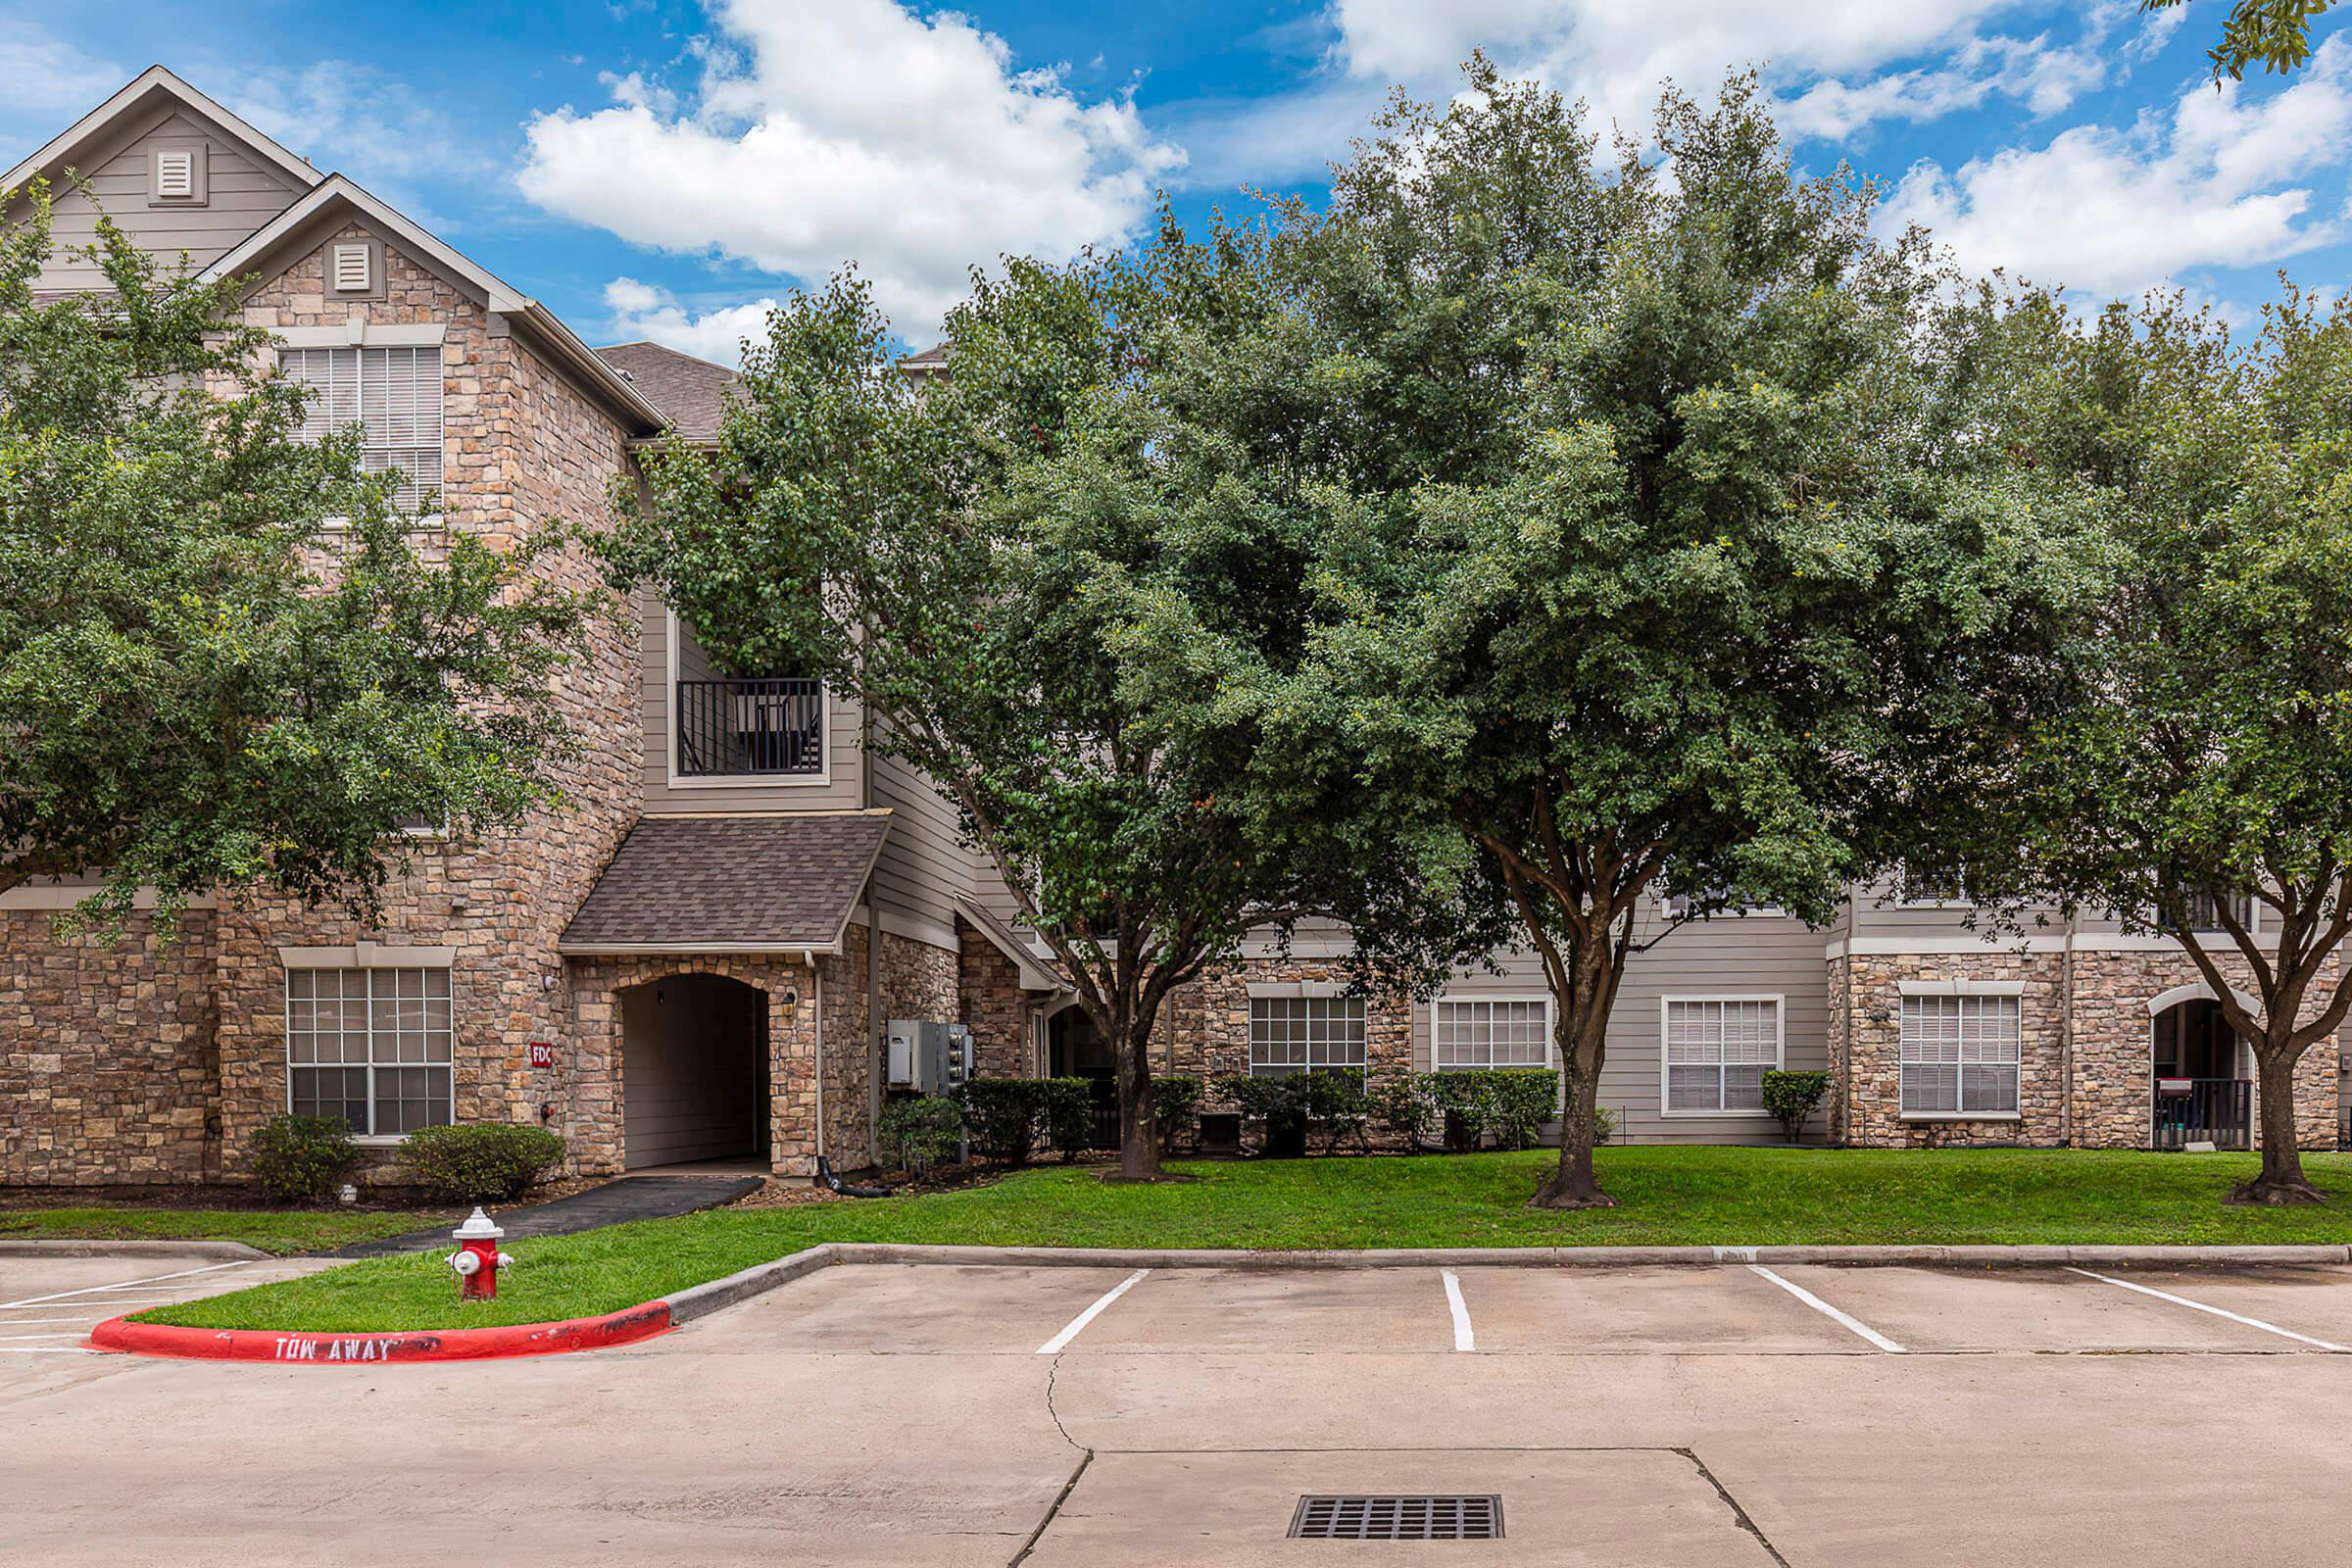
[{"x1": 886, "y1": 1021, "x2": 976, "y2": 1095}]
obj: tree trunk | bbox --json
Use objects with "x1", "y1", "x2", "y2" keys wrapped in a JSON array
[
  {"x1": 2230, "y1": 1039, "x2": 2325, "y2": 1205},
  {"x1": 1530, "y1": 1003, "x2": 1614, "y2": 1209},
  {"x1": 1114, "y1": 1015, "x2": 1164, "y2": 1181}
]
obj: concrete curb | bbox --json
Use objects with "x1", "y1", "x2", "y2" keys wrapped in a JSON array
[
  {"x1": 0, "y1": 1239, "x2": 270, "y2": 1260},
  {"x1": 664, "y1": 1243, "x2": 841, "y2": 1324},
  {"x1": 808, "y1": 1242, "x2": 2352, "y2": 1270},
  {"x1": 88, "y1": 1301, "x2": 672, "y2": 1363}
]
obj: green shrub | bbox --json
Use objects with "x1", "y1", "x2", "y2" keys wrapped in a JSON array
[
  {"x1": 250, "y1": 1113, "x2": 362, "y2": 1202},
  {"x1": 1152, "y1": 1075, "x2": 1202, "y2": 1153},
  {"x1": 1042, "y1": 1077, "x2": 1095, "y2": 1161},
  {"x1": 1301, "y1": 1068, "x2": 1372, "y2": 1152},
  {"x1": 398, "y1": 1123, "x2": 565, "y2": 1203},
  {"x1": 1486, "y1": 1069, "x2": 1562, "y2": 1151},
  {"x1": 1423, "y1": 1071, "x2": 1499, "y2": 1152},
  {"x1": 1213, "y1": 1071, "x2": 1311, "y2": 1157},
  {"x1": 956, "y1": 1078, "x2": 1052, "y2": 1166},
  {"x1": 1369, "y1": 1072, "x2": 1433, "y2": 1147},
  {"x1": 1761, "y1": 1069, "x2": 1832, "y2": 1143},
  {"x1": 878, "y1": 1095, "x2": 964, "y2": 1177}
]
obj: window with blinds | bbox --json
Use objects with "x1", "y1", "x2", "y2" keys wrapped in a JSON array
[
  {"x1": 1433, "y1": 1000, "x2": 1548, "y2": 1069},
  {"x1": 1898, "y1": 994, "x2": 2021, "y2": 1115},
  {"x1": 1664, "y1": 998, "x2": 1781, "y2": 1113},
  {"x1": 279, "y1": 345, "x2": 446, "y2": 513},
  {"x1": 1248, "y1": 997, "x2": 1368, "y2": 1077},
  {"x1": 286, "y1": 967, "x2": 455, "y2": 1136}
]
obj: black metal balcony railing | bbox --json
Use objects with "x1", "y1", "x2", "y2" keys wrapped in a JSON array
[
  {"x1": 676, "y1": 678, "x2": 823, "y2": 777},
  {"x1": 2151, "y1": 1078, "x2": 2252, "y2": 1152}
]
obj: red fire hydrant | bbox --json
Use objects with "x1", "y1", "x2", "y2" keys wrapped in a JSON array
[{"x1": 447, "y1": 1207, "x2": 515, "y2": 1301}]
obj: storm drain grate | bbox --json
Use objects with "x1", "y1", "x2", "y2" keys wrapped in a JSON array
[{"x1": 1289, "y1": 1494, "x2": 1503, "y2": 1541}]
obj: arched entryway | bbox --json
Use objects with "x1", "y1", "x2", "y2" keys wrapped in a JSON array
[
  {"x1": 2148, "y1": 984, "x2": 2255, "y2": 1151},
  {"x1": 620, "y1": 974, "x2": 770, "y2": 1170},
  {"x1": 1045, "y1": 1000, "x2": 1120, "y2": 1150}
]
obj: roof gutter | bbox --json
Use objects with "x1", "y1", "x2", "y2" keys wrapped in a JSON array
[{"x1": 555, "y1": 940, "x2": 847, "y2": 957}]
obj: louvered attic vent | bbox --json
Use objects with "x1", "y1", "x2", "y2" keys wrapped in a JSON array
[
  {"x1": 332, "y1": 243, "x2": 372, "y2": 292},
  {"x1": 154, "y1": 151, "x2": 195, "y2": 198}
]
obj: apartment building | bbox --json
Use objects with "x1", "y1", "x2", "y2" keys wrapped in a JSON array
[{"x1": 2, "y1": 69, "x2": 2340, "y2": 1188}]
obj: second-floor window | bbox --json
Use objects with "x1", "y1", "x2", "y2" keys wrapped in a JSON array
[{"x1": 280, "y1": 345, "x2": 446, "y2": 514}]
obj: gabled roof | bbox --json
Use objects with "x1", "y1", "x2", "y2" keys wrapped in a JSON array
[
  {"x1": 200, "y1": 174, "x2": 667, "y2": 436},
  {"x1": 900, "y1": 343, "x2": 951, "y2": 374},
  {"x1": 3, "y1": 64, "x2": 318, "y2": 193},
  {"x1": 955, "y1": 895, "x2": 1069, "y2": 993},
  {"x1": 561, "y1": 811, "x2": 894, "y2": 955},
  {"x1": 595, "y1": 341, "x2": 739, "y2": 446}
]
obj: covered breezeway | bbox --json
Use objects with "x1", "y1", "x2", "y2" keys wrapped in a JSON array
[{"x1": 620, "y1": 973, "x2": 769, "y2": 1170}]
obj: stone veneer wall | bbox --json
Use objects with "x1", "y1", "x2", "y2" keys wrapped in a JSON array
[
  {"x1": 957, "y1": 919, "x2": 1038, "y2": 1078},
  {"x1": 878, "y1": 931, "x2": 959, "y2": 1035},
  {"x1": 201, "y1": 225, "x2": 643, "y2": 1181},
  {"x1": 0, "y1": 911, "x2": 220, "y2": 1184},
  {"x1": 1838, "y1": 952, "x2": 2070, "y2": 1148},
  {"x1": 1163, "y1": 956, "x2": 1415, "y2": 1088},
  {"x1": 1837, "y1": 946, "x2": 2343, "y2": 1151}
]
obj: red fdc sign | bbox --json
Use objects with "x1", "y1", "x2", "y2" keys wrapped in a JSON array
[{"x1": 527, "y1": 1041, "x2": 557, "y2": 1069}]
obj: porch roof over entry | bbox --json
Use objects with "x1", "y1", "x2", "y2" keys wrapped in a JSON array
[{"x1": 559, "y1": 810, "x2": 891, "y2": 956}]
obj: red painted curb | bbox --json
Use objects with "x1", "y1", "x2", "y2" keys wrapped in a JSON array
[{"x1": 87, "y1": 1300, "x2": 673, "y2": 1364}]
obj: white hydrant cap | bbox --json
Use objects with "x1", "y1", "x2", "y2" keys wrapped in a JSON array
[{"x1": 452, "y1": 1206, "x2": 505, "y2": 1243}]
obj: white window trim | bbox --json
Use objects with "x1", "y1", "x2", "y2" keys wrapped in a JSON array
[
  {"x1": 1895, "y1": 989, "x2": 2024, "y2": 1121},
  {"x1": 1246, "y1": 994, "x2": 1370, "y2": 1077},
  {"x1": 1429, "y1": 993, "x2": 1555, "y2": 1070},
  {"x1": 1658, "y1": 993, "x2": 1786, "y2": 1118},
  {"x1": 662, "y1": 609, "x2": 834, "y2": 790}
]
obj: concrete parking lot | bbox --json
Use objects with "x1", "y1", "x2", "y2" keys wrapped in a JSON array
[{"x1": 4, "y1": 1250, "x2": 2351, "y2": 1565}]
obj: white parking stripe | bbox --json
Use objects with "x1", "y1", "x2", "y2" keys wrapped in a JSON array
[
  {"x1": 1748, "y1": 1265, "x2": 1907, "y2": 1353},
  {"x1": 2067, "y1": 1268, "x2": 2350, "y2": 1351},
  {"x1": 0, "y1": 1346, "x2": 97, "y2": 1354},
  {"x1": 0, "y1": 1333, "x2": 85, "y2": 1341},
  {"x1": 0, "y1": 1318, "x2": 107, "y2": 1326},
  {"x1": 1441, "y1": 1269, "x2": 1475, "y2": 1351},
  {"x1": 1036, "y1": 1269, "x2": 1151, "y2": 1355},
  {"x1": 0, "y1": 1259, "x2": 256, "y2": 1310}
]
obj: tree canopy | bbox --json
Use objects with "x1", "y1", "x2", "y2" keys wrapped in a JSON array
[
  {"x1": 1188, "y1": 68, "x2": 2107, "y2": 1206},
  {"x1": 2140, "y1": 0, "x2": 2339, "y2": 80},
  {"x1": 605, "y1": 235, "x2": 1355, "y2": 1179},
  {"x1": 0, "y1": 185, "x2": 596, "y2": 933}
]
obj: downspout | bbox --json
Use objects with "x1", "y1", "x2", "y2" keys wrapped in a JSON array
[
  {"x1": 1838, "y1": 889, "x2": 1857, "y2": 1146},
  {"x1": 806, "y1": 949, "x2": 824, "y2": 1174}
]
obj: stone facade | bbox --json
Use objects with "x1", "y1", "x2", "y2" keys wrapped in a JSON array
[
  {"x1": 1162, "y1": 956, "x2": 1415, "y2": 1089},
  {"x1": 878, "y1": 931, "x2": 959, "y2": 1039},
  {"x1": 0, "y1": 910, "x2": 220, "y2": 1184},
  {"x1": 957, "y1": 918, "x2": 1038, "y2": 1078},
  {"x1": 1835, "y1": 945, "x2": 2342, "y2": 1152}
]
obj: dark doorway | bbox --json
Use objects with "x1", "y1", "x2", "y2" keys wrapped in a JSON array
[
  {"x1": 1048, "y1": 1005, "x2": 1120, "y2": 1150},
  {"x1": 2151, "y1": 996, "x2": 2251, "y2": 1151},
  {"x1": 620, "y1": 974, "x2": 769, "y2": 1170}
]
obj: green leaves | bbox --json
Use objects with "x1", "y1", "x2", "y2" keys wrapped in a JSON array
[{"x1": 0, "y1": 183, "x2": 594, "y2": 933}]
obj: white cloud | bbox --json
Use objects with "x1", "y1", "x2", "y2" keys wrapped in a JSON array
[
  {"x1": 0, "y1": 22, "x2": 123, "y2": 134},
  {"x1": 599, "y1": 277, "x2": 778, "y2": 366},
  {"x1": 518, "y1": 0, "x2": 1185, "y2": 338},
  {"x1": 1780, "y1": 30, "x2": 2105, "y2": 141},
  {"x1": 1883, "y1": 37, "x2": 2352, "y2": 300}
]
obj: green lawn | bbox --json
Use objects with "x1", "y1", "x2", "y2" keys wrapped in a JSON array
[
  {"x1": 135, "y1": 1147, "x2": 2352, "y2": 1334},
  {"x1": 0, "y1": 1205, "x2": 442, "y2": 1256}
]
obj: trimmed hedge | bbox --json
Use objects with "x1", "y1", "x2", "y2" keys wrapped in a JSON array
[
  {"x1": 398, "y1": 1123, "x2": 565, "y2": 1203},
  {"x1": 956, "y1": 1078, "x2": 1052, "y2": 1166},
  {"x1": 1152, "y1": 1075, "x2": 1202, "y2": 1153},
  {"x1": 1761, "y1": 1069, "x2": 1832, "y2": 1143},
  {"x1": 251, "y1": 1113, "x2": 362, "y2": 1202},
  {"x1": 878, "y1": 1095, "x2": 964, "y2": 1176},
  {"x1": 1043, "y1": 1077, "x2": 1094, "y2": 1161}
]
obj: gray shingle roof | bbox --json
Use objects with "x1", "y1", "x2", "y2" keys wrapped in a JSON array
[
  {"x1": 560, "y1": 812, "x2": 892, "y2": 953},
  {"x1": 593, "y1": 341, "x2": 741, "y2": 445}
]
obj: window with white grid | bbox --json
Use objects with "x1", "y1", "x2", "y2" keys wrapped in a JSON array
[
  {"x1": 1249, "y1": 997, "x2": 1367, "y2": 1077},
  {"x1": 1898, "y1": 994, "x2": 2021, "y2": 1116},
  {"x1": 1663, "y1": 998, "x2": 1781, "y2": 1113},
  {"x1": 1433, "y1": 1000, "x2": 1548, "y2": 1069},
  {"x1": 279, "y1": 345, "x2": 445, "y2": 513},
  {"x1": 286, "y1": 967, "x2": 454, "y2": 1136}
]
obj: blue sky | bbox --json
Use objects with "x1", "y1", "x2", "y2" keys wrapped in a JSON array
[{"x1": 4, "y1": 2, "x2": 2347, "y2": 361}]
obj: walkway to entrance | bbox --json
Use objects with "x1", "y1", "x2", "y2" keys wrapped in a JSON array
[{"x1": 323, "y1": 1173, "x2": 761, "y2": 1257}]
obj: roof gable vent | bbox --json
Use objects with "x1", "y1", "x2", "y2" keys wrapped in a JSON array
[
  {"x1": 332, "y1": 243, "x2": 372, "y2": 293},
  {"x1": 154, "y1": 150, "x2": 195, "y2": 199}
]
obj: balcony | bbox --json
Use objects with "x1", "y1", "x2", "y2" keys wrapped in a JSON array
[
  {"x1": 2151, "y1": 1077, "x2": 2251, "y2": 1152},
  {"x1": 676, "y1": 678, "x2": 824, "y2": 778}
]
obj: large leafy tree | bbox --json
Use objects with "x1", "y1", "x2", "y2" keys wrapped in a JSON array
[
  {"x1": 2140, "y1": 1, "x2": 2339, "y2": 80},
  {"x1": 605, "y1": 237, "x2": 1345, "y2": 1181},
  {"x1": 1221, "y1": 71, "x2": 2101, "y2": 1208},
  {"x1": 2003, "y1": 287, "x2": 2352, "y2": 1205},
  {"x1": 0, "y1": 186, "x2": 595, "y2": 932}
]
